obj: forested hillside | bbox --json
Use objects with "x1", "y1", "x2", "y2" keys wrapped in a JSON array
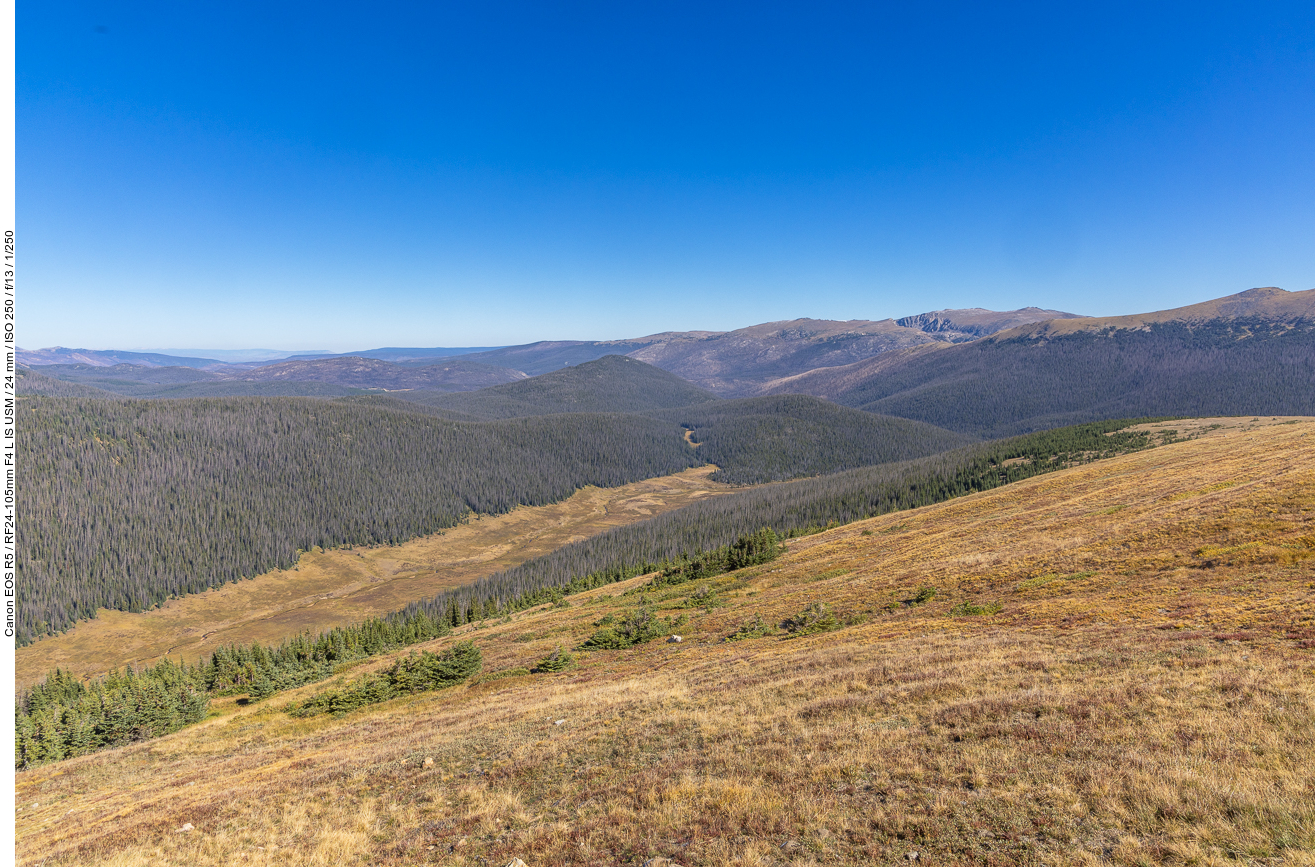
[
  {"x1": 650, "y1": 395, "x2": 974, "y2": 483},
  {"x1": 17, "y1": 397, "x2": 702, "y2": 645},
  {"x1": 18, "y1": 355, "x2": 526, "y2": 398},
  {"x1": 828, "y1": 319, "x2": 1315, "y2": 436},
  {"x1": 417, "y1": 355, "x2": 718, "y2": 418},
  {"x1": 16, "y1": 368, "x2": 118, "y2": 399},
  {"x1": 17, "y1": 365, "x2": 368, "y2": 399}
]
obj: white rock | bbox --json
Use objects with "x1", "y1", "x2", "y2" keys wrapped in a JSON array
[
  {"x1": 179, "y1": 823, "x2": 194, "y2": 833},
  {"x1": 553, "y1": 719, "x2": 566, "y2": 726},
  {"x1": 667, "y1": 635, "x2": 683, "y2": 643}
]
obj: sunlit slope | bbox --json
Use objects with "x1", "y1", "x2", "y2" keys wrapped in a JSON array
[
  {"x1": 17, "y1": 418, "x2": 1315, "y2": 867},
  {"x1": 14, "y1": 467, "x2": 732, "y2": 687}
]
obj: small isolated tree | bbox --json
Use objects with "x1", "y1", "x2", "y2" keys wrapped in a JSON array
[
  {"x1": 726, "y1": 612, "x2": 773, "y2": 642},
  {"x1": 780, "y1": 602, "x2": 840, "y2": 636},
  {"x1": 532, "y1": 646, "x2": 576, "y2": 673}
]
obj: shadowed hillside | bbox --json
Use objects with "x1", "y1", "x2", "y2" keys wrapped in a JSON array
[{"x1": 843, "y1": 319, "x2": 1315, "y2": 437}]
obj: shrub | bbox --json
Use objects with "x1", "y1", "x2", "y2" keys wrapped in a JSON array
[
  {"x1": 908, "y1": 586, "x2": 937, "y2": 605},
  {"x1": 949, "y1": 601, "x2": 1002, "y2": 617},
  {"x1": 581, "y1": 608, "x2": 686, "y2": 650},
  {"x1": 533, "y1": 646, "x2": 576, "y2": 673},
  {"x1": 289, "y1": 641, "x2": 482, "y2": 717},
  {"x1": 781, "y1": 602, "x2": 840, "y2": 636},
  {"x1": 726, "y1": 613, "x2": 774, "y2": 641}
]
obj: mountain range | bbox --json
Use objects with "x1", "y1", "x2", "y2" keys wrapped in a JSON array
[
  {"x1": 17, "y1": 304, "x2": 1084, "y2": 395},
  {"x1": 19, "y1": 287, "x2": 1315, "y2": 434}
]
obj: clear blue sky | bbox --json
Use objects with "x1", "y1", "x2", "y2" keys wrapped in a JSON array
[{"x1": 19, "y1": 2, "x2": 1315, "y2": 351}]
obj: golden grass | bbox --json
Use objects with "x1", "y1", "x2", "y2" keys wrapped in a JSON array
[
  {"x1": 16, "y1": 466, "x2": 732, "y2": 686},
  {"x1": 16, "y1": 418, "x2": 1315, "y2": 866}
]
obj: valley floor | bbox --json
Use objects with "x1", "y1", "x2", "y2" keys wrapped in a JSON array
[
  {"x1": 15, "y1": 466, "x2": 732, "y2": 687},
  {"x1": 16, "y1": 418, "x2": 1315, "y2": 866}
]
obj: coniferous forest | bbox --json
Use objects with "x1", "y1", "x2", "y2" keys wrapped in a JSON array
[{"x1": 16, "y1": 397, "x2": 703, "y2": 644}]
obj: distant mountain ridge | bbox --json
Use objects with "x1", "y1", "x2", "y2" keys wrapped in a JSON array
[
  {"x1": 21, "y1": 304, "x2": 1075, "y2": 397},
  {"x1": 21, "y1": 289, "x2": 1314, "y2": 410},
  {"x1": 452, "y1": 308, "x2": 1078, "y2": 394},
  {"x1": 896, "y1": 307, "x2": 1081, "y2": 341},
  {"x1": 764, "y1": 287, "x2": 1315, "y2": 437}
]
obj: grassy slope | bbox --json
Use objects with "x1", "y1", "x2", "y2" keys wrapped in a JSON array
[{"x1": 17, "y1": 418, "x2": 1315, "y2": 866}]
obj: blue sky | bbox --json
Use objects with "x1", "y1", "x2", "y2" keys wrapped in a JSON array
[{"x1": 19, "y1": 2, "x2": 1315, "y2": 351}]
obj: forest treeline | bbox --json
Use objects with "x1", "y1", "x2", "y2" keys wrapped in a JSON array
[{"x1": 16, "y1": 397, "x2": 702, "y2": 644}]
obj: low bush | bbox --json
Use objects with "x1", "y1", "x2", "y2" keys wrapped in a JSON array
[
  {"x1": 533, "y1": 646, "x2": 577, "y2": 673},
  {"x1": 781, "y1": 602, "x2": 841, "y2": 636},
  {"x1": 949, "y1": 601, "x2": 1002, "y2": 617},
  {"x1": 726, "y1": 613, "x2": 774, "y2": 642},
  {"x1": 581, "y1": 608, "x2": 687, "y2": 649},
  {"x1": 288, "y1": 641, "x2": 482, "y2": 717}
]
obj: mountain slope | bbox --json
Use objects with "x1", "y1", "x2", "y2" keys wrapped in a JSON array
[
  {"x1": 994, "y1": 285, "x2": 1315, "y2": 338},
  {"x1": 15, "y1": 347, "x2": 229, "y2": 368},
  {"x1": 15, "y1": 367, "x2": 120, "y2": 398},
  {"x1": 228, "y1": 355, "x2": 526, "y2": 390},
  {"x1": 650, "y1": 394, "x2": 975, "y2": 483},
  {"x1": 19, "y1": 417, "x2": 1314, "y2": 866},
  {"x1": 895, "y1": 305, "x2": 1082, "y2": 341},
  {"x1": 768, "y1": 288, "x2": 1315, "y2": 437},
  {"x1": 418, "y1": 355, "x2": 720, "y2": 418},
  {"x1": 453, "y1": 308, "x2": 1076, "y2": 394}
]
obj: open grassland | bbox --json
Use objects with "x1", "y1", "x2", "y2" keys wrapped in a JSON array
[
  {"x1": 17, "y1": 419, "x2": 1315, "y2": 866},
  {"x1": 16, "y1": 467, "x2": 731, "y2": 686}
]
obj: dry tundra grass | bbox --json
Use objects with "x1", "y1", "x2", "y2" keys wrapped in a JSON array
[{"x1": 15, "y1": 418, "x2": 1315, "y2": 866}]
